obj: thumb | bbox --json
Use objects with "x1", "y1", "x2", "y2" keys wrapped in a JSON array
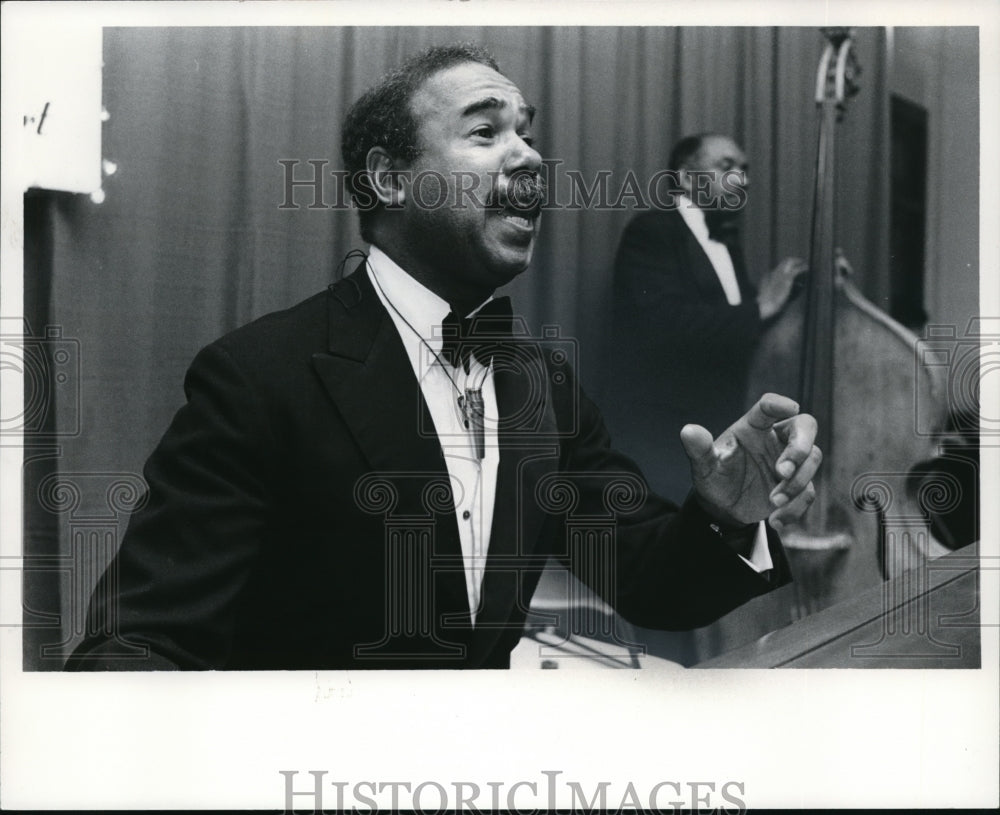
[{"x1": 680, "y1": 423, "x2": 716, "y2": 479}]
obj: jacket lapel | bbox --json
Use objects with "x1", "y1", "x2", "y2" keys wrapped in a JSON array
[
  {"x1": 469, "y1": 336, "x2": 560, "y2": 662},
  {"x1": 311, "y1": 267, "x2": 446, "y2": 477},
  {"x1": 309, "y1": 264, "x2": 471, "y2": 632},
  {"x1": 727, "y1": 239, "x2": 756, "y2": 300},
  {"x1": 679, "y1": 212, "x2": 757, "y2": 302},
  {"x1": 685, "y1": 231, "x2": 731, "y2": 303}
]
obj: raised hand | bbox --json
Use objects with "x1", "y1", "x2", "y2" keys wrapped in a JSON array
[
  {"x1": 756, "y1": 256, "x2": 808, "y2": 320},
  {"x1": 679, "y1": 393, "x2": 821, "y2": 530}
]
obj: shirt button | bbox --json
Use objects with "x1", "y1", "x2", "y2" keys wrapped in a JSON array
[{"x1": 462, "y1": 510, "x2": 471, "y2": 520}]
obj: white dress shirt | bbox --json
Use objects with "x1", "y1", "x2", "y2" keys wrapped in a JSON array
[
  {"x1": 677, "y1": 194, "x2": 743, "y2": 306},
  {"x1": 366, "y1": 245, "x2": 771, "y2": 623}
]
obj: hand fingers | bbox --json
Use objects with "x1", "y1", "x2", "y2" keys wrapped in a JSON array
[
  {"x1": 779, "y1": 257, "x2": 808, "y2": 276},
  {"x1": 744, "y1": 393, "x2": 800, "y2": 432},
  {"x1": 834, "y1": 250, "x2": 854, "y2": 276},
  {"x1": 770, "y1": 481, "x2": 816, "y2": 529},
  {"x1": 773, "y1": 413, "x2": 819, "y2": 477},
  {"x1": 679, "y1": 423, "x2": 717, "y2": 480},
  {"x1": 770, "y1": 444, "x2": 822, "y2": 505}
]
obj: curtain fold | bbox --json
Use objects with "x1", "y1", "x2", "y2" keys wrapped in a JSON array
[{"x1": 24, "y1": 26, "x2": 892, "y2": 667}]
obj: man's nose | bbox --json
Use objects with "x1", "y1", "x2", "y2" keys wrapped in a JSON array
[
  {"x1": 505, "y1": 136, "x2": 542, "y2": 175},
  {"x1": 725, "y1": 168, "x2": 749, "y2": 191}
]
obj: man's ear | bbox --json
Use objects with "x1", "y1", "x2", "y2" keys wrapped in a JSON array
[
  {"x1": 366, "y1": 146, "x2": 408, "y2": 209},
  {"x1": 676, "y1": 167, "x2": 693, "y2": 198}
]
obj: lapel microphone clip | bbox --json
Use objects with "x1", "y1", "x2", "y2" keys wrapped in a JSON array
[{"x1": 458, "y1": 388, "x2": 486, "y2": 460}]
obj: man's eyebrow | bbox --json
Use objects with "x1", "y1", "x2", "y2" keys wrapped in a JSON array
[{"x1": 461, "y1": 96, "x2": 536, "y2": 124}]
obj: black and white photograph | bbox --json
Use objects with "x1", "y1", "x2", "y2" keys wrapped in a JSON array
[{"x1": 2, "y1": 0, "x2": 997, "y2": 810}]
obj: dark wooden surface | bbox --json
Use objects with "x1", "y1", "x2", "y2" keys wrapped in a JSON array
[{"x1": 695, "y1": 544, "x2": 982, "y2": 668}]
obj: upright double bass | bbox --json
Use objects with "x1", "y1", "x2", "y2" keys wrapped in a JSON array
[{"x1": 747, "y1": 28, "x2": 951, "y2": 617}]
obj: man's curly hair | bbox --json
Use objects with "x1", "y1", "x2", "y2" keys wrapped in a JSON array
[
  {"x1": 668, "y1": 133, "x2": 712, "y2": 175},
  {"x1": 341, "y1": 43, "x2": 501, "y2": 243}
]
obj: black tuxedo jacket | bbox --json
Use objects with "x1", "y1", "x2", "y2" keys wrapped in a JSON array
[
  {"x1": 67, "y1": 263, "x2": 787, "y2": 670},
  {"x1": 604, "y1": 209, "x2": 765, "y2": 500}
]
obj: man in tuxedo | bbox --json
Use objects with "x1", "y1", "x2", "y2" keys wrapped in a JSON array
[
  {"x1": 67, "y1": 46, "x2": 820, "y2": 671},
  {"x1": 605, "y1": 134, "x2": 807, "y2": 503}
]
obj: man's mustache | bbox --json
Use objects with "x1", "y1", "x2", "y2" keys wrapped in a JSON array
[{"x1": 488, "y1": 172, "x2": 546, "y2": 217}]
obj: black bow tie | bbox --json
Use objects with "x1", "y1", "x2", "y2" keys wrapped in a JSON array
[
  {"x1": 705, "y1": 210, "x2": 740, "y2": 244},
  {"x1": 439, "y1": 296, "x2": 513, "y2": 372}
]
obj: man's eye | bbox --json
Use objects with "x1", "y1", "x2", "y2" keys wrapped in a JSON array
[
  {"x1": 519, "y1": 134, "x2": 535, "y2": 147},
  {"x1": 471, "y1": 126, "x2": 495, "y2": 139}
]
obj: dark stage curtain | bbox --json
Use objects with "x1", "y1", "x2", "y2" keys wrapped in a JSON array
[{"x1": 23, "y1": 26, "x2": 891, "y2": 667}]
